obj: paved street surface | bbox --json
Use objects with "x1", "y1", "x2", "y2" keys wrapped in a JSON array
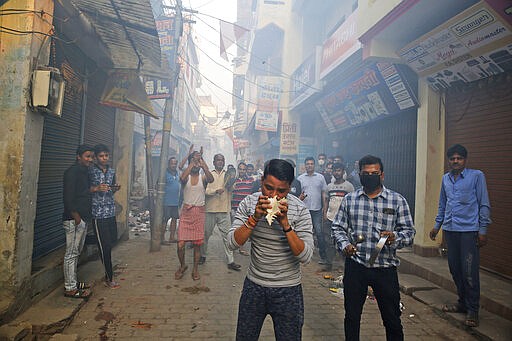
[{"x1": 64, "y1": 229, "x2": 478, "y2": 340}]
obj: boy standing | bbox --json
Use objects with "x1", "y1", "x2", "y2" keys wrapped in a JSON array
[
  {"x1": 89, "y1": 144, "x2": 120, "y2": 289},
  {"x1": 63, "y1": 144, "x2": 94, "y2": 298},
  {"x1": 322, "y1": 163, "x2": 354, "y2": 271}
]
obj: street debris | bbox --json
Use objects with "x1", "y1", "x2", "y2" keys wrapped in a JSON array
[
  {"x1": 129, "y1": 209, "x2": 151, "y2": 232},
  {"x1": 182, "y1": 286, "x2": 211, "y2": 294},
  {"x1": 131, "y1": 320, "x2": 152, "y2": 329}
]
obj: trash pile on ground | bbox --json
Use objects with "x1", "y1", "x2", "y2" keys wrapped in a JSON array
[{"x1": 129, "y1": 209, "x2": 151, "y2": 233}]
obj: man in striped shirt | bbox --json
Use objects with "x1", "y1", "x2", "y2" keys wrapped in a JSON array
[
  {"x1": 228, "y1": 159, "x2": 314, "y2": 341},
  {"x1": 331, "y1": 155, "x2": 415, "y2": 341},
  {"x1": 231, "y1": 162, "x2": 254, "y2": 218}
]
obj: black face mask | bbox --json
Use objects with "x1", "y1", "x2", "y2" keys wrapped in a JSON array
[{"x1": 360, "y1": 174, "x2": 381, "y2": 192}]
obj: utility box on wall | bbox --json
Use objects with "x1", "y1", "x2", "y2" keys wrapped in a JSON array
[{"x1": 31, "y1": 67, "x2": 65, "y2": 117}]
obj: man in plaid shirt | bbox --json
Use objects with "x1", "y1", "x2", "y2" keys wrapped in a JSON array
[{"x1": 331, "y1": 155, "x2": 415, "y2": 341}]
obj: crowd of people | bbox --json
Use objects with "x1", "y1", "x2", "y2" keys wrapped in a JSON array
[{"x1": 62, "y1": 142, "x2": 489, "y2": 340}]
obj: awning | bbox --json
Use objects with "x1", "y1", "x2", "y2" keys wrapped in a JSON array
[{"x1": 55, "y1": 0, "x2": 168, "y2": 77}]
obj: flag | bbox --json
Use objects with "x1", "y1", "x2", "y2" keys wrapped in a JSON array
[
  {"x1": 223, "y1": 125, "x2": 235, "y2": 142},
  {"x1": 219, "y1": 19, "x2": 249, "y2": 61}
]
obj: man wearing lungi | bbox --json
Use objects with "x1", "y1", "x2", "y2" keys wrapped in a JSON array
[{"x1": 175, "y1": 150, "x2": 214, "y2": 281}]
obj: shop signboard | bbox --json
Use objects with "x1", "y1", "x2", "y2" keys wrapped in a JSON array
[
  {"x1": 398, "y1": 1, "x2": 512, "y2": 90},
  {"x1": 319, "y1": 10, "x2": 361, "y2": 79},
  {"x1": 144, "y1": 77, "x2": 172, "y2": 99},
  {"x1": 315, "y1": 63, "x2": 417, "y2": 133},
  {"x1": 255, "y1": 111, "x2": 279, "y2": 132},
  {"x1": 279, "y1": 121, "x2": 299, "y2": 156},
  {"x1": 100, "y1": 69, "x2": 157, "y2": 118},
  {"x1": 289, "y1": 48, "x2": 321, "y2": 108},
  {"x1": 255, "y1": 76, "x2": 282, "y2": 132},
  {"x1": 156, "y1": 16, "x2": 176, "y2": 69}
]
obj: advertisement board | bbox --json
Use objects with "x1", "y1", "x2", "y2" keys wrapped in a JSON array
[
  {"x1": 319, "y1": 10, "x2": 361, "y2": 79},
  {"x1": 398, "y1": 1, "x2": 512, "y2": 90},
  {"x1": 316, "y1": 63, "x2": 417, "y2": 133}
]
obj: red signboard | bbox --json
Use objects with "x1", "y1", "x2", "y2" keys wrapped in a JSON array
[{"x1": 320, "y1": 10, "x2": 361, "y2": 79}]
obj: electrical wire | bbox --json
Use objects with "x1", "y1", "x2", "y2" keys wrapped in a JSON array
[
  {"x1": 194, "y1": 29, "x2": 299, "y2": 94},
  {"x1": 192, "y1": 11, "x2": 322, "y2": 92}
]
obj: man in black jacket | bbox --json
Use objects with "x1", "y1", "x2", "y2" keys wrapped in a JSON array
[{"x1": 62, "y1": 144, "x2": 94, "y2": 298}]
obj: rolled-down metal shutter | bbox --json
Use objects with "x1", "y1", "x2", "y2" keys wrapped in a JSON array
[
  {"x1": 33, "y1": 44, "x2": 85, "y2": 259},
  {"x1": 83, "y1": 70, "x2": 115, "y2": 155},
  {"x1": 335, "y1": 110, "x2": 417, "y2": 215},
  {"x1": 445, "y1": 76, "x2": 512, "y2": 278}
]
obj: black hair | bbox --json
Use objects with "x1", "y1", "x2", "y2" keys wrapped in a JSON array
[
  {"x1": 318, "y1": 153, "x2": 326, "y2": 158},
  {"x1": 76, "y1": 144, "x2": 94, "y2": 156},
  {"x1": 447, "y1": 144, "x2": 468, "y2": 158},
  {"x1": 213, "y1": 153, "x2": 224, "y2": 160},
  {"x1": 247, "y1": 163, "x2": 254, "y2": 168},
  {"x1": 237, "y1": 161, "x2": 247, "y2": 169},
  {"x1": 304, "y1": 156, "x2": 315, "y2": 164},
  {"x1": 359, "y1": 155, "x2": 384, "y2": 172},
  {"x1": 93, "y1": 144, "x2": 110, "y2": 156},
  {"x1": 332, "y1": 162, "x2": 345, "y2": 170},
  {"x1": 188, "y1": 151, "x2": 200, "y2": 163},
  {"x1": 263, "y1": 159, "x2": 294, "y2": 185}
]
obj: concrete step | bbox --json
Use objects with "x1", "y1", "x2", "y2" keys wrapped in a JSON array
[
  {"x1": 401, "y1": 274, "x2": 512, "y2": 341},
  {"x1": 399, "y1": 251, "x2": 512, "y2": 321}
]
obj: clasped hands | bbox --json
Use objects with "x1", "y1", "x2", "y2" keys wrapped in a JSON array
[{"x1": 253, "y1": 195, "x2": 289, "y2": 226}]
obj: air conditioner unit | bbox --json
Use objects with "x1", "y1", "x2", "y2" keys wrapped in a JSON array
[{"x1": 32, "y1": 67, "x2": 65, "y2": 117}]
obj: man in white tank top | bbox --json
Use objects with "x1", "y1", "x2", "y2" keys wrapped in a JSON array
[{"x1": 175, "y1": 150, "x2": 213, "y2": 281}]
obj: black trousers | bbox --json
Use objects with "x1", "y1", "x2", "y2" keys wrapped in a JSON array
[
  {"x1": 343, "y1": 258, "x2": 404, "y2": 341},
  {"x1": 93, "y1": 217, "x2": 117, "y2": 282}
]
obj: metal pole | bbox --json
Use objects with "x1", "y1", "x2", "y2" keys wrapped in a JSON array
[
  {"x1": 144, "y1": 115, "x2": 155, "y2": 245},
  {"x1": 150, "y1": 0, "x2": 183, "y2": 252}
]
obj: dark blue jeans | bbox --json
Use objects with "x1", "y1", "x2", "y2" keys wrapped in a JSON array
[
  {"x1": 310, "y1": 209, "x2": 326, "y2": 260},
  {"x1": 236, "y1": 278, "x2": 304, "y2": 341},
  {"x1": 343, "y1": 258, "x2": 404, "y2": 341},
  {"x1": 444, "y1": 230, "x2": 480, "y2": 314}
]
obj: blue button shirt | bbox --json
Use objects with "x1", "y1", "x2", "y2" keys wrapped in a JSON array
[
  {"x1": 434, "y1": 168, "x2": 491, "y2": 234},
  {"x1": 164, "y1": 169, "x2": 180, "y2": 206}
]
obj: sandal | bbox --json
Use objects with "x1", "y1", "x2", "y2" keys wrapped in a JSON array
[
  {"x1": 442, "y1": 303, "x2": 467, "y2": 313},
  {"x1": 192, "y1": 271, "x2": 200, "y2": 281},
  {"x1": 64, "y1": 288, "x2": 91, "y2": 299},
  {"x1": 104, "y1": 281, "x2": 120, "y2": 289},
  {"x1": 77, "y1": 282, "x2": 91, "y2": 289},
  {"x1": 465, "y1": 312, "x2": 479, "y2": 327},
  {"x1": 174, "y1": 265, "x2": 188, "y2": 280}
]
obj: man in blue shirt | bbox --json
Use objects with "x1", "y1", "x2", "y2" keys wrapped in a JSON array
[
  {"x1": 161, "y1": 156, "x2": 181, "y2": 244},
  {"x1": 430, "y1": 144, "x2": 491, "y2": 328},
  {"x1": 332, "y1": 155, "x2": 415, "y2": 341}
]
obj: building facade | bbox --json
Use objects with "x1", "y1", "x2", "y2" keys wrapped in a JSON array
[
  {"x1": 235, "y1": 0, "x2": 511, "y2": 278},
  {"x1": 0, "y1": 0, "x2": 162, "y2": 322}
]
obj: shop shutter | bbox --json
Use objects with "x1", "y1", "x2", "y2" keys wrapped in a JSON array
[
  {"x1": 33, "y1": 45, "x2": 85, "y2": 259},
  {"x1": 336, "y1": 110, "x2": 417, "y2": 214},
  {"x1": 83, "y1": 70, "x2": 115, "y2": 155},
  {"x1": 445, "y1": 76, "x2": 512, "y2": 278}
]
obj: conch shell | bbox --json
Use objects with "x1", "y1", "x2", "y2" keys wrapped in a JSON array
[{"x1": 266, "y1": 196, "x2": 287, "y2": 225}]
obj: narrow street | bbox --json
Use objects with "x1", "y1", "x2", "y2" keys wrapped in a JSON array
[{"x1": 63, "y1": 229, "x2": 477, "y2": 340}]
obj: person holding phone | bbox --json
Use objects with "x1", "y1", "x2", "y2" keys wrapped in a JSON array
[{"x1": 89, "y1": 144, "x2": 121, "y2": 289}]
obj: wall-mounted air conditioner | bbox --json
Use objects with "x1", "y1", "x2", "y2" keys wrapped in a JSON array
[{"x1": 31, "y1": 67, "x2": 65, "y2": 117}]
